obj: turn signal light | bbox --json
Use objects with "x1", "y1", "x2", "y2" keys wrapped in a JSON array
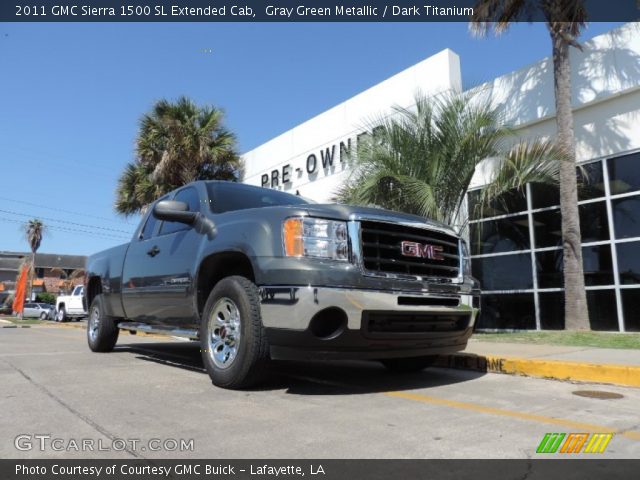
[{"x1": 283, "y1": 218, "x2": 304, "y2": 257}]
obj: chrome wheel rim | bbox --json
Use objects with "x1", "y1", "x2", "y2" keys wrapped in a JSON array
[
  {"x1": 57, "y1": 310, "x2": 64, "y2": 321},
  {"x1": 89, "y1": 306, "x2": 100, "y2": 342},
  {"x1": 207, "y1": 297, "x2": 241, "y2": 369}
]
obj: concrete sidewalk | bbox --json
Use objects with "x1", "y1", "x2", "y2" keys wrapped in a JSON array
[{"x1": 438, "y1": 339, "x2": 640, "y2": 388}]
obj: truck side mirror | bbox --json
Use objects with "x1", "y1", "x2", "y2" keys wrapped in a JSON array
[{"x1": 153, "y1": 200, "x2": 198, "y2": 225}]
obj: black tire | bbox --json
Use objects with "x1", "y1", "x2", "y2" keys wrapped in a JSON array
[
  {"x1": 56, "y1": 307, "x2": 66, "y2": 322},
  {"x1": 380, "y1": 355, "x2": 438, "y2": 373},
  {"x1": 200, "y1": 276, "x2": 269, "y2": 389},
  {"x1": 87, "y1": 294, "x2": 119, "y2": 352},
  {"x1": 40, "y1": 312, "x2": 47, "y2": 320}
]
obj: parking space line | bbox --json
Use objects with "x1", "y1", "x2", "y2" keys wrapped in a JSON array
[
  {"x1": 0, "y1": 351, "x2": 87, "y2": 357},
  {"x1": 281, "y1": 371, "x2": 640, "y2": 442},
  {"x1": 28, "y1": 328, "x2": 84, "y2": 340},
  {"x1": 386, "y1": 391, "x2": 640, "y2": 441}
]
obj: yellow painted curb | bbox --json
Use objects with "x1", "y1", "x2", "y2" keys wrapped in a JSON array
[{"x1": 440, "y1": 354, "x2": 640, "y2": 388}]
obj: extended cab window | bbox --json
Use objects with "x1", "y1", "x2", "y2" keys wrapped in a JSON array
[
  {"x1": 207, "y1": 182, "x2": 310, "y2": 213},
  {"x1": 159, "y1": 187, "x2": 200, "y2": 235},
  {"x1": 140, "y1": 195, "x2": 169, "y2": 240},
  {"x1": 73, "y1": 286, "x2": 83, "y2": 296},
  {"x1": 140, "y1": 212, "x2": 158, "y2": 240}
]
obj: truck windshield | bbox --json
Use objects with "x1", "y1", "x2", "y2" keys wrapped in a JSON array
[{"x1": 207, "y1": 182, "x2": 311, "y2": 214}]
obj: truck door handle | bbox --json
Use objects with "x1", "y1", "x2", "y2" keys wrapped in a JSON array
[{"x1": 147, "y1": 246, "x2": 160, "y2": 257}]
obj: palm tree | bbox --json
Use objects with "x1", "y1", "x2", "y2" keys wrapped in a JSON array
[
  {"x1": 471, "y1": 0, "x2": 590, "y2": 330},
  {"x1": 24, "y1": 219, "x2": 45, "y2": 302},
  {"x1": 336, "y1": 91, "x2": 563, "y2": 227},
  {"x1": 115, "y1": 96, "x2": 242, "y2": 215}
]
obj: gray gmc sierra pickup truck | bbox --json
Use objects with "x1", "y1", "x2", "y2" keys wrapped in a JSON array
[{"x1": 85, "y1": 181, "x2": 480, "y2": 389}]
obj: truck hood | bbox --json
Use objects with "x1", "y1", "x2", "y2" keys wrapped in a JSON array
[{"x1": 301, "y1": 204, "x2": 458, "y2": 237}]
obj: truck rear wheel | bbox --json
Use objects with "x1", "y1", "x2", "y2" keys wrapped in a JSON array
[
  {"x1": 380, "y1": 355, "x2": 438, "y2": 373},
  {"x1": 87, "y1": 294, "x2": 119, "y2": 352},
  {"x1": 200, "y1": 276, "x2": 269, "y2": 389}
]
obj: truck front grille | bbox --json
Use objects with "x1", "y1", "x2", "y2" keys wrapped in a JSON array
[{"x1": 360, "y1": 221, "x2": 460, "y2": 279}]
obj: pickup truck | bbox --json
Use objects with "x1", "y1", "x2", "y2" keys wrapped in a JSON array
[
  {"x1": 85, "y1": 181, "x2": 480, "y2": 389},
  {"x1": 56, "y1": 285, "x2": 87, "y2": 321}
]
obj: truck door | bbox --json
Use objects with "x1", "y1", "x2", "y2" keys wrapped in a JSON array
[
  {"x1": 121, "y1": 202, "x2": 163, "y2": 322},
  {"x1": 68, "y1": 285, "x2": 84, "y2": 314},
  {"x1": 122, "y1": 187, "x2": 201, "y2": 326}
]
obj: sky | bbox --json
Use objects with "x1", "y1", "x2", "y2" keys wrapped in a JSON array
[{"x1": 0, "y1": 21, "x2": 624, "y2": 256}]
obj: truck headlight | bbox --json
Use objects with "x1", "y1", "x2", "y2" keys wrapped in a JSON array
[{"x1": 283, "y1": 217, "x2": 349, "y2": 261}]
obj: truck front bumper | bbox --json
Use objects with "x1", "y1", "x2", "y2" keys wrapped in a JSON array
[{"x1": 259, "y1": 286, "x2": 480, "y2": 360}]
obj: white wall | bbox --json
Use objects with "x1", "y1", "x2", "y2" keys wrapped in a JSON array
[
  {"x1": 242, "y1": 23, "x2": 640, "y2": 200},
  {"x1": 469, "y1": 22, "x2": 640, "y2": 188},
  {"x1": 242, "y1": 49, "x2": 462, "y2": 201}
]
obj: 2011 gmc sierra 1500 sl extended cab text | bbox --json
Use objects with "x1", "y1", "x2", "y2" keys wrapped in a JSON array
[{"x1": 85, "y1": 181, "x2": 480, "y2": 389}]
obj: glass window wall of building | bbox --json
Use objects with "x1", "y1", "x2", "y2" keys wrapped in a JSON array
[{"x1": 468, "y1": 151, "x2": 640, "y2": 331}]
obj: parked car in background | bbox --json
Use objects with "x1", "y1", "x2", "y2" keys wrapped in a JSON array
[
  {"x1": 23, "y1": 303, "x2": 55, "y2": 320},
  {"x1": 56, "y1": 285, "x2": 87, "y2": 321}
]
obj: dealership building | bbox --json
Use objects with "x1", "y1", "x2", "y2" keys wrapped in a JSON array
[{"x1": 242, "y1": 23, "x2": 640, "y2": 332}]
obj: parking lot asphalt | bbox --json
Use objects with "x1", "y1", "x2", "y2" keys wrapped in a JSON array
[{"x1": 1, "y1": 324, "x2": 640, "y2": 459}]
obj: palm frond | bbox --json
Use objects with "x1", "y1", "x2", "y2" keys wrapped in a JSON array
[
  {"x1": 24, "y1": 219, "x2": 45, "y2": 254},
  {"x1": 336, "y1": 91, "x2": 561, "y2": 229},
  {"x1": 470, "y1": 0, "x2": 529, "y2": 36},
  {"x1": 475, "y1": 139, "x2": 564, "y2": 218},
  {"x1": 116, "y1": 97, "x2": 242, "y2": 215},
  {"x1": 471, "y1": 0, "x2": 587, "y2": 47}
]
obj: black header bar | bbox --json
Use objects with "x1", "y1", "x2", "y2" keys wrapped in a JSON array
[
  {"x1": 3, "y1": 0, "x2": 639, "y2": 22},
  {"x1": 2, "y1": 459, "x2": 640, "y2": 480}
]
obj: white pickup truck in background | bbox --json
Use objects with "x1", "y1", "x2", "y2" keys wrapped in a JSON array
[{"x1": 55, "y1": 285, "x2": 87, "y2": 322}]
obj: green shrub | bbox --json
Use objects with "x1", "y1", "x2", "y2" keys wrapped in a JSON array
[{"x1": 36, "y1": 292, "x2": 56, "y2": 305}]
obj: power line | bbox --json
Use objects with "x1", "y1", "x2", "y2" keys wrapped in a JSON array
[
  {"x1": 0, "y1": 216, "x2": 129, "y2": 240},
  {"x1": 0, "y1": 196, "x2": 137, "y2": 227},
  {"x1": 0, "y1": 216, "x2": 130, "y2": 241},
  {"x1": 0, "y1": 147, "x2": 136, "y2": 216},
  {"x1": 0, "y1": 208, "x2": 134, "y2": 235}
]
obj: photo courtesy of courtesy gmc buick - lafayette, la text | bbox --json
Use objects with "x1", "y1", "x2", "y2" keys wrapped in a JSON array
[{"x1": 85, "y1": 181, "x2": 480, "y2": 389}]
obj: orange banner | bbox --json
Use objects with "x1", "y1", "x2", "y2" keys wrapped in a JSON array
[{"x1": 12, "y1": 265, "x2": 29, "y2": 314}]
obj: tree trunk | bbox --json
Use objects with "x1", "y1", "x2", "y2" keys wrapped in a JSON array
[
  {"x1": 550, "y1": 27, "x2": 590, "y2": 330},
  {"x1": 26, "y1": 252, "x2": 35, "y2": 302}
]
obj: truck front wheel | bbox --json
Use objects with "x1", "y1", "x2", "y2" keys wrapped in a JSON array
[
  {"x1": 200, "y1": 276, "x2": 269, "y2": 389},
  {"x1": 380, "y1": 356, "x2": 438, "y2": 373},
  {"x1": 87, "y1": 294, "x2": 119, "y2": 352}
]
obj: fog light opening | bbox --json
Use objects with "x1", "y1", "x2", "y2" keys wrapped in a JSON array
[{"x1": 309, "y1": 308, "x2": 347, "y2": 340}]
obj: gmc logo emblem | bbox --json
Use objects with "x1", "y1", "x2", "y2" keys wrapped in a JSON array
[{"x1": 401, "y1": 241, "x2": 445, "y2": 261}]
